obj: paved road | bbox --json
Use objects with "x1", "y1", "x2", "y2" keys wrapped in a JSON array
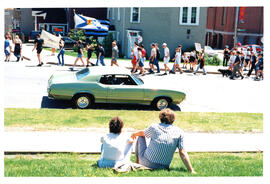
[{"x1": 3, "y1": 44, "x2": 264, "y2": 112}]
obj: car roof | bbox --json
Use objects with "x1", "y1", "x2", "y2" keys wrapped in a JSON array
[{"x1": 87, "y1": 66, "x2": 131, "y2": 76}]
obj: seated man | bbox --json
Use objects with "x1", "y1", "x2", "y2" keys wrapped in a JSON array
[
  {"x1": 131, "y1": 109, "x2": 196, "y2": 173},
  {"x1": 98, "y1": 117, "x2": 133, "y2": 168}
]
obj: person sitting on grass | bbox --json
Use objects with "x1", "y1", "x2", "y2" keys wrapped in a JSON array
[
  {"x1": 131, "y1": 108, "x2": 196, "y2": 173},
  {"x1": 97, "y1": 117, "x2": 133, "y2": 168}
]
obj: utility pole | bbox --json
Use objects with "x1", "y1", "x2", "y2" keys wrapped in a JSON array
[{"x1": 233, "y1": 7, "x2": 240, "y2": 47}]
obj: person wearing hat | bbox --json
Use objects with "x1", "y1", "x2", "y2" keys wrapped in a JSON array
[
  {"x1": 162, "y1": 43, "x2": 170, "y2": 75},
  {"x1": 230, "y1": 51, "x2": 244, "y2": 80}
]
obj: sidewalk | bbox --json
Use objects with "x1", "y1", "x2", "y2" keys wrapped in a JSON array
[
  {"x1": 4, "y1": 131, "x2": 263, "y2": 153},
  {"x1": 21, "y1": 43, "x2": 231, "y2": 75}
]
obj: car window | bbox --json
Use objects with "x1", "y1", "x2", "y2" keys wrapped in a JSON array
[
  {"x1": 131, "y1": 74, "x2": 144, "y2": 85},
  {"x1": 99, "y1": 75, "x2": 137, "y2": 85},
  {"x1": 76, "y1": 68, "x2": 90, "y2": 80}
]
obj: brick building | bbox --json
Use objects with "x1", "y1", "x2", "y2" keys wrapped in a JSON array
[{"x1": 205, "y1": 7, "x2": 263, "y2": 49}]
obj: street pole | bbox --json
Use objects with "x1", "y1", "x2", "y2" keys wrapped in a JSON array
[{"x1": 233, "y1": 7, "x2": 239, "y2": 48}]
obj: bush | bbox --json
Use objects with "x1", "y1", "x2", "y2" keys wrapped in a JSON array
[
  {"x1": 205, "y1": 55, "x2": 221, "y2": 66},
  {"x1": 68, "y1": 29, "x2": 86, "y2": 42},
  {"x1": 102, "y1": 32, "x2": 114, "y2": 57}
]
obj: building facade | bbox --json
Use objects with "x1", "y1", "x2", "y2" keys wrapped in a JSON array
[
  {"x1": 108, "y1": 7, "x2": 207, "y2": 58},
  {"x1": 206, "y1": 7, "x2": 263, "y2": 49}
]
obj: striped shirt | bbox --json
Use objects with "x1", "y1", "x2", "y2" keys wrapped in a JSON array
[{"x1": 144, "y1": 123, "x2": 185, "y2": 166}]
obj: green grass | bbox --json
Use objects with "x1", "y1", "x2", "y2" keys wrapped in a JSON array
[
  {"x1": 4, "y1": 109, "x2": 263, "y2": 133},
  {"x1": 4, "y1": 152, "x2": 263, "y2": 177}
]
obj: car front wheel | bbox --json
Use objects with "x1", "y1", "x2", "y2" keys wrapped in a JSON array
[
  {"x1": 152, "y1": 98, "x2": 170, "y2": 111},
  {"x1": 74, "y1": 94, "x2": 93, "y2": 109}
]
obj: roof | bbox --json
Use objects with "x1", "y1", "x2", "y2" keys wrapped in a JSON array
[{"x1": 86, "y1": 66, "x2": 131, "y2": 76}]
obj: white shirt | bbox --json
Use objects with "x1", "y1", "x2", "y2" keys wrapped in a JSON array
[
  {"x1": 101, "y1": 133, "x2": 132, "y2": 161},
  {"x1": 133, "y1": 46, "x2": 139, "y2": 59},
  {"x1": 164, "y1": 47, "x2": 170, "y2": 58},
  {"x1": 175, "y1": 52, "x2": 181, "y2": 63},
  {"x1": 230, "y1": 55, "x2": 236, "y2": 64}
]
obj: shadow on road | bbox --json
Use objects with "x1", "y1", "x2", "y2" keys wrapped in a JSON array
[{"x1": 41, "y1": 96, "x2": 181, "y2": 111}]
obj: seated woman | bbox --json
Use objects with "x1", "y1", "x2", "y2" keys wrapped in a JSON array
[
  {"x1": 131, "y1": 109, "x2": 196, "y2": 173},
  {"x1": 97, "y1": 117, "x2": 133, "y2": 168}
]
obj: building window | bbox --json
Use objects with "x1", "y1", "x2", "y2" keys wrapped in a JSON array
[
  {"x1": 179, "y1": 7, "x2": 200, "y2": 25},
  {"x1": 117, "y1": 8, "x2": 120, "y2": 21},
  {"x1": 130, "y1": 8, "x2": 140, "y2": 23}
]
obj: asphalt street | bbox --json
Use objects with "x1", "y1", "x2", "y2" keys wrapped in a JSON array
[{"x1": 3, "y1": 44, "x2": 264, "y2": 112}]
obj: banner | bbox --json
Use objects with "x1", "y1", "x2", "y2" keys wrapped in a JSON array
[
  {"x1": 74, "y1": 13, "x2": 110, "y2": 36},
  {"x1": 194, "y1": 43, "x2": 202, "y2": 52},
  {"x1": 40, "y1": 30, "x2": 61, "y2": 49},
  {"x1": 239, "y1": 7, "x2": 246, "y2": 24}
]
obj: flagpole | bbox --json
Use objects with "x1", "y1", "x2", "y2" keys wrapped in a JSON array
[{"x1": 233, "y1": 7, "x2": 239, "y2": 48}]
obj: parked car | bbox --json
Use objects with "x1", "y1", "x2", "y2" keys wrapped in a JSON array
[
  {"x1": 47, "y1": 67, "x2": 186, "y2": 110},
  {"x1": 204, "y1": 46, "x2": 221, "y2": 57},
  {"x1": 62, "y1": 37, "x2": 77, "y2": 49}
]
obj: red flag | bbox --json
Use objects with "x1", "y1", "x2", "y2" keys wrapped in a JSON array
[{"x1": 239, "y1": 7, "x2": 246, "y2": 23}]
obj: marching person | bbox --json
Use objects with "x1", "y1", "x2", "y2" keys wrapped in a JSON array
[
  {"x1": 13, "y1": 35, "x2": 23, "y2": 62},
  {"x1": 228, "y1": 51, "x2": 236, "y2": 71},
  {"x1": 148, "y1": 43, "x2": 156, "y2": 74},
  {"x1": 193, "y1": 49, "x2": 206, "y2": 75},
  {"x1": 96, "y1": 43, "x2": 106, "y2": 66},
  {"x1": 131, "y1": 42, "x2": 139, "y2": 73},
  {"x1": 57, "y1": 37, "x2": 65, "y2": 66},
  {"x1": 169, "y1": 45, "x2": 182, "y2": 74},
  {"x1": 32, "y1": 34, "x2": 44, "y2": 66},
  {"x1": 189, "y1": 50, "x2": 197, "y2": 71},
  {"x1": 162, "y1": 43, "x2": 170, "y2": 75},
  {"x1": 172, "y1": 47, "x2": 183, "y2": 74},
  {"x1": 223, "y1": 46, "x2": 230, "y2": 67},
  {"x1": 85, "y1": 42, "x2": 93, "y2": 67},
  {"x1": 154, "y1": 43, "x2": 161, "y2": 73},
  {"x1": 182, "y1": 52, "x2": 189, "y2": 69},
  {"x1": 111, "y1": 41, "x2": 119, "y2": 66},
  {"x1": 255, "y1": 53, "x2": 263, "y2": 80},
  {"x1": 4, "y1": 33, "x2": 12, "y2": 62},
  {"x1": 247, "y1": 51, "x2": 257, "y2": 77},
  {"x1": 71, "y1": 40, "x2": 85, "y2": 70},
  {"x1": 230, "y1": 51, "x2": 244, "y2": 80},
  {"x1": 131, "y1": 108, "x2": 196, "y2": 173}
]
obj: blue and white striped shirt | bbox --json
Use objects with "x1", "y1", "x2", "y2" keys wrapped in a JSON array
[{"x1": 144, "y1": 123, "x2": 185, "y2": 166}]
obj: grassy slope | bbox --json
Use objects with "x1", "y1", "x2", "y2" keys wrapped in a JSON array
[
  {"x1": 4, "y1": 109, "x2": 263, "y2": 132},
  {"x1": 4, "y1": 152, "x2": 263, "y2": 177}
]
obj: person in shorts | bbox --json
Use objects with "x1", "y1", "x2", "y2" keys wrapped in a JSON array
[
  {"x1": 71, "y1": 40, "x2": 85, "y2": 70},
  {"x1": 148, "y1": 43, "x2": 156, "y2": 74},
  {"x1": 85, "y1": 42, "x2": 93, "y2": 67},
  {"x1": 32, "y1": 34, "x2": 44, "y2": 66},
  {"x1": 189, "y1": 50, "x2": 197, "y2": 71},
  {"x1": 172, "y1": 48, "x2": 183, "y2": 74},
  {"x1": 4, "y1": 34, "x2": 12, "y2": 62},
  {"x1": 162, "y1": 43, "x2": 170, "y2": 75},
  {"x1": 111, "y1": 41, "x2": 119, "y2": 66},
  {"x1": 96, "y1": 43, "x2": 105, "y2": 66}
]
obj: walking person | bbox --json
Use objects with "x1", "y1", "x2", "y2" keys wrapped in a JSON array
[
  {"x1": 162, "y1": 43, "x2": 170, "y2": 75},
  {"x1": 131, "y1": 108, "x2": 196, "y2": 173},
  {"x1": 57, "y1": 38, "x2": 65, "y2": 66},
  {"x1": 148, "y1": 43, "x2": 156, "y2": 74},
  {"x1": 32, "y1": 34, "x2": 44, "y2": 66},
  {"x1": 96, "y1": 43, "x2": 105, "y2": 66},
  {"x1": 154, "y1": 43, "x2": 161, "y2": 73},
  {"x1": 169, "y1": 45, "x2": 182, "y2": 74},
  {"x1": 111, "y1": 41, "x2": 119, "y2": 66},
  {"x1": 131, "y1": 42, "x2": 139, "y2": 72},
  {"x1": 223, "y1": 46, "x2": 230, "y2": 67},
  {"x1": 189, "y1": 50, "x2": 197, "y2": 71},
  {"x1": 230, "y1": 51, "x2": 244, "y2": 80},
  {"x1": 4, "y1": 34, "x2": 12, "y2": 62},
  {"x1": 71, "y1": 40, "x2": 85, "y2": 70},
  {"x1": 13, "y1": 35, "x2": 22, "y2": 62},
  {"x1": 194, "y1": 49, "x2": 206, "y2": 75},
  {"x1": 85, "y1": 42, "x2": 93, "y2": 67},
  {"x1": 228, "y1": 51, "x2": 236, "y2": 71},
  {"x1": 255, "y1": 53, "x2": 263, "y2": 80},
  {"x1": 172, "y1": 48, "x2": 183, "y2": 74},
  {"x1": 247, "y1": 51, "x2": 257, "y2": 77},
  {"x1": 138, "y1": 44, "x2": 146, "y2": 75},
  {"x1": 243, "y1": 48, "x2": 251, "y2": 71},
  {"x1": 182, "y1": 52, "x2": 189, "y2": 69}
]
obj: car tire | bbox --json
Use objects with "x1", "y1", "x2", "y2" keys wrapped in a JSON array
[
  {"x1": 73, "y1": 94, "x2": 94, "y2": 109},
  {"x1": 152, "y1": 97, "x2": 171, "y2": 111}
]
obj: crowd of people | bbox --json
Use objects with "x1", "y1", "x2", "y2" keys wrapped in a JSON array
[
  {"x1": 97, "y1": 108, "x2": 196, "y2": 173},
  {"x1": 223, "y1": 45, "x2": 264, "y2": 80}
]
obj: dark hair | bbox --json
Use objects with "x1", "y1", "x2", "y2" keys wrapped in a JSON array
[
  {"x1": 178, "y1": 45, "x2": 182, "y2": 48},
  {"x1": 159, "y1": 108, "x2": 175, "y2": 124},
  {"x1": 78, "y1": 40, "x2": 82, "y2": 44},
  {"x1": 137, "y1": 47, "x2": 142, "y2": 51},
  {"x1": 140, "y1": 44, "x2": 144, "y2": 48},
  {"x1": 98, "y1": 43, "x2": 102, "y2": 47},
  {"x1": 134, "y1": 42, "x2": 138, "y2": 46},
  {"x1": 109, "y1": 117, "x2": 124, "y2": 134}
]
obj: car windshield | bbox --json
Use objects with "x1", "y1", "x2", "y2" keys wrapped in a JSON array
[
  {"x1": 131, "y1": 74, "x2": 144, "y2": 85},
  {"x1": 76, "y1": 68, "x2": 90, "y2": 80}
]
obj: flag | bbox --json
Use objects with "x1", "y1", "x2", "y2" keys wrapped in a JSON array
[
  {"x1": 74, "y1": 13, "x2": 110, "y2": 36},
  {"x1": 239, "y1": 7, "x2": 246, "y2": 24},
  {"x1": 40, "y1": 30, "x2": 61, "y2": 49}
]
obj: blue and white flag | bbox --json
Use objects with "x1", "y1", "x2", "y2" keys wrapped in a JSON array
[{"x1": 74, "y1": 13, "x2": 110, "y2": 36}]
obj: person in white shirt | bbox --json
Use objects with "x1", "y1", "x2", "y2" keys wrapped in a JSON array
[
  {"x1": 149, "y1": 43, "x2": 156, "y2": 74},
  {"x1": 229, "y1": 51, "x2": 236, "y2": 71},
  {"x1": 172, "y1": 48, "x2": 183, "y2": 74},
  {"x1": 162, "y1": 43, "x2": 170, "y2": 75},
  {"x1": 98, "y1": 117, "x2": 133, "y2": 168}
]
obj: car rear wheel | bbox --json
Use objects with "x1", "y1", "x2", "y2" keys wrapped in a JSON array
[
  {"x1": 74, "y1": 94, "x2": 93, "y2": 109},
  {"x1": 152, "y1": 98, "x2": 170, "y2": 111}
]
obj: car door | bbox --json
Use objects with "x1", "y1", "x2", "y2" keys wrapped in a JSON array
[{"x1": 107, "y1": 74, "x2": 144, "y2": 104}]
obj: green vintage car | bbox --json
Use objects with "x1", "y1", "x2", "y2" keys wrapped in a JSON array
[{"x1": 47, "y1": 66, "x2": 186, "y2": 110}]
